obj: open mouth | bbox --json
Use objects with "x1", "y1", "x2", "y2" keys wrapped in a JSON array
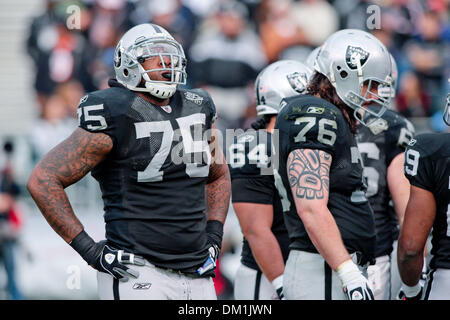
[{"x1": 162, "y1": 72, "x2": 172, "y2": 80}]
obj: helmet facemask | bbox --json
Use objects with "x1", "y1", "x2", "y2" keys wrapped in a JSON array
[
  {"x1": 116, "y1": 35, "x2": 187, "y2": 99},
  {"x1": 344, "y1": 76, "x2": 393, "y2": 126}
]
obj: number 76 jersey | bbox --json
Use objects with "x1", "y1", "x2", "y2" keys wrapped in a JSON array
[
  {"x1": 274, "y1": 94, "x2": 376, "y2": 261},
  {"x1": 77, "y1": 80, "x2": 216, "y2": 272},
  {"x1": 404, "y1": 133, "x2": 450, "y2": 270}
]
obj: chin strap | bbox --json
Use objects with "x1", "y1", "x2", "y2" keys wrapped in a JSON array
[
  {"x1": 144, "y1": 81, "x2": 176, "y2": 99},
  {"x1": 138, "y1": 64, "x2": 177, "y2": 99}
]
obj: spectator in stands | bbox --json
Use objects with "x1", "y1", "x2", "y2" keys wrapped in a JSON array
[
  {"x1": 54, "y1": 80, "x2": 85, "y2": 119},
  {"x1": 28, "y1": 91, "x2": 78, "y2": 162},
  {"x1": 78, "y1": 0, "x2": 129, "y2": 92},
  {"x1": 403, "y1": 9, "x2": 450, "y2": 112},
  {"x1": 396, "y1": 71, "x2": 432, "y2": 118},
  {"x1": 26, "y1": 1, "x2": 92, "y2": 111},
  {"x1": 379, "y1": 0, "x2": 425, "y2": 47},
  {"x1": 255, "y1": 0, "x2": 308, "y2": 63},
  {"x1": 26, "y1": 0, "x2": 61, "y2": 110},
  {"x1": 0, "y1": 141, "x2": 23, "y2": 300},
  {"x1": 189, "y1": 0, "x2": 267, "y2": 134},
  {"x1": 291, "y1": 0, "x2": 339, "y2": 47}
]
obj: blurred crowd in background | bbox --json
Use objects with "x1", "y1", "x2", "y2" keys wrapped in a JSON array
[
  {"x1": 0, "y1": 0, "x2": 449, "y2": 299},
  {"x1": 24, "y1": 0, "x2": 450, "y2": 158}
]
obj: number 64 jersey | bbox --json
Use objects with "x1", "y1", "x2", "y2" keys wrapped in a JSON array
[
  {"x1": 77, "y1": 80, "x2": 216, "y2": 273},
  {"x1": 404, "y1": 133, "x2": 450, "y2": 270},
  {"x1": 275, "y1": 95, "x2": 376, "y2": 264}
]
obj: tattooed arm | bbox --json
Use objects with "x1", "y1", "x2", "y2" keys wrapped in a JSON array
[
  {"x1": 287, "y1": 148, "x2": 350, "y2": 270},
  {"x1": 27, "y1": 128, "x2": 113, "y2": 243},
  {"x1": 195, "y1": 126, "x2": 230, "y2": 272},
  {"x1": 205, "y1": 126, "x2": 230, "y2": 224}
]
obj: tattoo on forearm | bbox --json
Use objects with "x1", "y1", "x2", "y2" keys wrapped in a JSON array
[
  {"x1": 28, "y1": 128, "x2": 113, "y2": 242},
  {"x1": 206, "y1": 150, "x2": 231, "y2": 223},
  {"x1": 288, "y1": 149, "x2": 331, "y2": 200}
]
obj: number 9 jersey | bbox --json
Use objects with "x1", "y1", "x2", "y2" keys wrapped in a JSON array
[
  {"x1": 77, "y1": 79, "x2": 217, "y2": 273},
  {"x1": 404, "y1": 133, "x2": 450, "y2": 270},
  {"x1": 275, "y1": 94, "x2": 376, "y2": 264}
]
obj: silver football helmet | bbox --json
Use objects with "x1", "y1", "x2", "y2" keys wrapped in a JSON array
[
  {"x1": 386, "y1": 53, "x2": 398, "y2": 98},
  {"x1": 255, "y1": 60, "x2": 312, "y2": 116},
  {"x1": 390, "y1": 54, "x2": 398, "y2": 92},
  {"x1": 306, "y1": 47, "x2": 321, "y2": 70},
  {"x1": 444, "y1": 91, "x2": 450, "y2": 126},
  {"x1": 377, "y1": 53, "x2": 398, "y2": 100},
  {"x1": 315, "y1": 29, "x2": 393, "y2": 126},
  {"x1": 113, "y1": 23, "x2": 187, "y2": 99}
]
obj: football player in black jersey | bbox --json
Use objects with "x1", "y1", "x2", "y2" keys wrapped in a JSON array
[
  {"x1": 275, "y1": 29, "x2": 394, "y2": 300},
  {"x1": 26, "y1": 24, "x2": 231, "y2": 300},
  {"x1": 397, "y1": 92, "x2": 450, "y2": 300},
  {"x1": 230, "y1": 60, "x2": 312, "y2": 300},
  {"x1": 354, "y1": 55, "x2": 415, "y2": 300}
]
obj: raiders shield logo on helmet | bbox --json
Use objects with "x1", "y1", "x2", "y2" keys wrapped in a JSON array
[
  {"x1": 286, "y1": 72, "x2": 308, "y2": 94},
  {"x1": 345, "y1": 46, "x2": 370, "y2": 70}
]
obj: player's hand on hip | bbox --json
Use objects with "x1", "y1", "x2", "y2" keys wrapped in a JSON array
[
  {"x1": 197, "y1": 244, "x2": 220, "y2": 276},
  {"x1": 336, "y1": 260, "x2": 375, "y2": 300},
  {"x1": 91, "y1": 241, "x2": 145, "y2": 282},
  {"x1": 397, "y1": 283, "x2": 423, "y2": 300},
  {"x1": 197, "y1": 220, "x2": 224, "y2": 276},
  {"x1": 70, "y1": 230, "x2": 145, "y2": 282}
]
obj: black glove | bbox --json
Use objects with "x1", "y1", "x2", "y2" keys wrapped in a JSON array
[
  {"x1": 197, "y1": 220, "x2": 223, "y2": 276},
  {"x1": 197, "y1": 243, "x2": 220, "y2": 276},
  {"x1": 397, "y1": 283, "x2": 423, "y2": 300},
  {"x1": 70, "y1": 230, "x2": 145, "y2": 282}
]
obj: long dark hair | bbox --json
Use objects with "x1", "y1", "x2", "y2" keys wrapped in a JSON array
[{"x1": 307, "y1": 72, "x2": 358, "y2": 133}]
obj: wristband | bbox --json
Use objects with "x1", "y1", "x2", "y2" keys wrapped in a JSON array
[
  {"x1": 271, "y1": 275, "x2": 283, "y2": 290},
  {"x1": 69, "y1": 230, "x2": 96, "y2": 263},
  {"x1": 336, "y1": 259, "x2": 360, "y2": 285},
  {"x1": 206, "y1": 220, "x2": 224, "y2": 249}
]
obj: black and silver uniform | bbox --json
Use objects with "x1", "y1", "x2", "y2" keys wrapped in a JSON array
[
  {"x1": 229, "y1": 129, "x2": 290, "y2": 270},
  {"x1": 77, "y1": 80, "x2": 216, "y2": 273},
  {"x1": 404, "y1": 133, "x2": 450, "y2": 270},
  {"x1": 356, "y1": 107, "x2": 415, "y2": 257},
  {"x1": 275, "y1": 95, "x2": 376, "y2": 264}
]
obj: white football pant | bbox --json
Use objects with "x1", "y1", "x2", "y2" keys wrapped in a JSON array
[
  {"x1": 283, "y1": 250, "x2": 369, "y2": 300},
  {"x1": 97, "y1": 259, "x2": 217, "y2": 300},
  {"x1": 233, "y1": 263, "x2": 278, "y2": 300}
]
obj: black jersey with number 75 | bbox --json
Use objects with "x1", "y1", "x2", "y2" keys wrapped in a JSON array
[{"x1": 77, "y1": 80, "x2": 216, "y2": 273}]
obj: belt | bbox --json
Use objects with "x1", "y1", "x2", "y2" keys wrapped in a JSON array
[{"x1": 156, "y1": 265, "x2": 199, "y2": 278}]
